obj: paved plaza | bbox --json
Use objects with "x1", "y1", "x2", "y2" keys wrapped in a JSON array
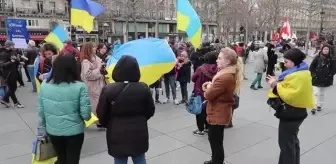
[{"x1": 0, "y1": 54, "x2": 336, "y2": 164}]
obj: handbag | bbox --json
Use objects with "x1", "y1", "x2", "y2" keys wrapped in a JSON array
[
  {"x1": 267, "y1": 98, "x2": 307, "y2": 120},
  {"x1": 233, "y1": 94, "x2": 240, "y2": 110},
  {"x1": 34, "y1": 136, "x2": 57, "y2": 161},
  {"x1": 186, "y1": 93, "x2": 202, "y2": 115}
]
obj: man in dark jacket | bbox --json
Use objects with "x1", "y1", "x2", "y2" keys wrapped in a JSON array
[
  {"x1": 25, "y1": 40, "x2": 39, "y2": 92},
  {"x1": 0, "y1": 41, "x2": 24, "y2": 108},
  {"x1": 266, "y1": 42, "x2": 277, "y2": 76}
]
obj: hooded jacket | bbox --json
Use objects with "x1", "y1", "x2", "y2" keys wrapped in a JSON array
[
  {"x1": 96, "y1": 55, "x2": 155, "y2": 158},
  {"x1": 192, "y1": 64, "x2": 217, "y2": 99},
  {"x1": 309, "y1": 50, "x2": 336, "y2": 87}
]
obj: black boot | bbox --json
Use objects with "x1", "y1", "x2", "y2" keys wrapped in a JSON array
[
  {"x1": 204, "y1": 160, "x2": 212, "y2": 164},
  {"x1": 250, "y1": 85, "x2": 257, "y2": 90}
]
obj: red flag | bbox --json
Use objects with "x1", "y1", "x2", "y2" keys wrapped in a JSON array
[{"x1": 280, "y1": 18, "x2": 291, "y2": 39}]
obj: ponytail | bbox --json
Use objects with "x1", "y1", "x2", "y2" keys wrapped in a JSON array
[{"x1": 234, "y1": 57, "x2": 243, "y2": 95}]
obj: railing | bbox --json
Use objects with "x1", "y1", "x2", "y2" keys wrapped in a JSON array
[
  {"x1": 0, "y1": 7, "x2": 14, "y2": 13},
  {"x1": 15, "y1": 8, "x2": 68, "y2": 17}
]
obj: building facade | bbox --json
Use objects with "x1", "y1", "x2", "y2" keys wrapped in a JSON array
[
  {"x1": 97, "y1": 0, "x2": 217, "y2": 43},
  {"x1": 0, "y1": 0, "x2": 70, "y2": 44}
]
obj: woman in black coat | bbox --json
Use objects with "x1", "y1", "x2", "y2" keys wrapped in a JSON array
[{"x1": 96, "y1": 55, "x2": 155, "y2": 164}]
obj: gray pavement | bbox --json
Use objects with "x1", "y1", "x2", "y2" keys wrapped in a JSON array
[{"x1": 0, "y1": 58, "x2": 336, "y2": 164}]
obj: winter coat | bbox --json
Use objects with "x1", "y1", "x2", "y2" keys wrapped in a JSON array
[
  {"x1": 204, "y1": 66, "x2": 237, "y2": 125},
  {"x1": 0, "y1": 49, "x2": 20, "y2": 81},
  {"x1": 38, "y1": 81, "x2": 92, "y2": 136},
  {"x1": 60, "y1": 44, "x2": 80, "y2": 57},
  {"x1": 96, "y1": 55, "x2": 155, "y2": 158},
  {"x1": 25, "y1": 47, "x2": 39, "y2": 65},
  {"x1": 177, "y1": 61, "x2": 191, "y2": 83},
  {"x1": 309, "y1": 55, "x2": 336, "y2": 87},
  {"x1": 81, "y1": 55, "x2": 106, "y2": 115},
  {"x1": 192, "y1": 64, "x2": 217, "y2": 99},
  {"x1": 254, "y1": 48, "x2": 268, "y2": 73}
]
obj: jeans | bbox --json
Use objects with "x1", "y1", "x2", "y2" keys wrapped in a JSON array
[
  {"x1": 313, "y1": 86, "x2": 327, "y2": 108},
  {"x1": 208, "y1": 125, "x2": 225, "y2": 164},
  {"x1": 3, "y1": 79, "x2": 18, "y2": 104},
  {"x1": 278, "y1": 120, "x2": 303, "y2": 164},
  {"x1": 179, "y1": 82, "x2": 188, "y2": 102},
  {"x1": 163, "y1": 75, "x2": 176, "y2": 100},
  {"x1": 114, "y1": 154, "x2": 146, "y2": 164},
  {"x1": 251, "y1": 73, "x2": 262, "y2": 87},
  {"x1": 23, "y1": 64, "x2": 31, "y2": 81},
  {"x1": 196, "y1": 101, "x2": 208, "y2": 131},
  {"x1": 49, "y1": 133, "x2": 84, "y2": 164},
  {"x1": 27, "y1": 65, "x2": 36, "y2": 92}
]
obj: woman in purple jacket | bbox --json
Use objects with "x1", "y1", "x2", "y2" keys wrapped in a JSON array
[{"x1": 191, "y1": 51, "x2": 218, "y2": 136}]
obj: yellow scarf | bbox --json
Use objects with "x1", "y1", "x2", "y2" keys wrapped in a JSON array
[{"x1": 268, "y1": 70, "x2": 314, "y2": 109}]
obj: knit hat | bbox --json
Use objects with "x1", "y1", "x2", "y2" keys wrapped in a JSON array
[
  {"x1": 5, "y1": 40, "x2": 15, "y2": 48},
  {"x1": 284, "y1": 48, "x2": 306, "y2": 66}
]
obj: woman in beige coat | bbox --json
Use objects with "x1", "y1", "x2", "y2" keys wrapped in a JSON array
[{"x1": 80, "y1": 43, "x2": 106, "y2": 128}]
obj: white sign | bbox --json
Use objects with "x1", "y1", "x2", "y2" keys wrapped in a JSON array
[{"x1": 12, "y1": 38, "x2": 28, "y2": 49}]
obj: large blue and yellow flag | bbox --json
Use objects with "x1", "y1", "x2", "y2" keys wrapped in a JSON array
[
  {"x1": 44, "y1": 25, "x2": 68, "y2": 50},
  {"x1": 106, "y1": 38, "x2": 176, "y2": 85},
  {"x1": 71, "y1": 0, "x2": 105, "y2": 33},
  {"x1": 177, "y1": 0, "x2": 202, "y2": 48}
]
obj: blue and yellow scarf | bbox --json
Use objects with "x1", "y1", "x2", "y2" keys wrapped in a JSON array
[{"x1": 268, "y1": 62, "x2": 315, "y2": 109}]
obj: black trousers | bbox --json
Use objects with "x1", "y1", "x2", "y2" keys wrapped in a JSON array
[
  {"x1": 208, "y1": 125, "x2": 225, "y2": 164},
  {"x1": 3, "y1": 79, "x2": 18, "y2": 104},
  {"x1": 196, "y1": 102, "x2": 208, "y2": 131},
  {"x1": 278, "y1": 120, "x2": 303, "y2": 164},
  {"x1": 49, "y1": 133, "x2": 85, "y2": 164},
  {"x1": 179, "y1": 82, "x2": 188, "y2": 102}
]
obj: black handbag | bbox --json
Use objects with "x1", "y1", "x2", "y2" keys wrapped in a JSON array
[
  {"x1": 267, "y1": 98, "x2": 307, "y2": 120},
  {"x1": 233, "y1": 94, "x2": 240, "y2": 110}
]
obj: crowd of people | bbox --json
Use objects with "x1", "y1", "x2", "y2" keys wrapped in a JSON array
[{"x1": 0, "y1": 36, "x2": 334, "y2": 164}]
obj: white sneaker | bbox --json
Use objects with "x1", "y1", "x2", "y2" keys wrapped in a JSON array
[
  {"x1": 174, "y1": 99, "x2": 179, "y2": 105},
  {"x1": 162, "y1": 99, "x2": 170, "y2": 104}
]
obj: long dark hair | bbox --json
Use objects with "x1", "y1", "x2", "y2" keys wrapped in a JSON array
[{"x1": 47, "y1": 54, "x2": 81, "y2": 84}]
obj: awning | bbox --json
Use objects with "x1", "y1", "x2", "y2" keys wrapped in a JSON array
[
  {"x1": 0, "y1": 35, "x2": 46, "y2": 41},
  {"x1": 30, "y1": 35, "x2": 47, "y2": 41}
]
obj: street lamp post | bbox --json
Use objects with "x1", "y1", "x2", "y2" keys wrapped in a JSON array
[{"x1": 102, "y1": 22, "x2": 109, "y2": 43}]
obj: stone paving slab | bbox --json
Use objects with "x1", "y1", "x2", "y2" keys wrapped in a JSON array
[{"x1": 0, "y1": 57, "x2": 336, "y2": 164}]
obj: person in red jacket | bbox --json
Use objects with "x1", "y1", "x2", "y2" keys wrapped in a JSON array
[{"x1": 60, "y1": 40, "x2": 80, "y2": 59}]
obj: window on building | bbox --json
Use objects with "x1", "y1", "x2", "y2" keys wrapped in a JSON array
[
  {"x1": 50, "y1": 2, "x2": 56, "y2": 14},
  {"x1": 26, "y1": 20, "x2": 39, "y2": 27},
  {"x1": 37, "y1": 1, "x2": 43, "y2": 13},
  {"x1": 159, "y1": 12, "x2": 164, "y2": 19},
  {"x1": 0, "y1": 21, "x2": 5, "y2": 28},
  {"x1": 0, "y1": 0, "x2": 4, "y2": 11},
  {"x1": 65, "y1": 3, "x2": 69, "y2": 15}
]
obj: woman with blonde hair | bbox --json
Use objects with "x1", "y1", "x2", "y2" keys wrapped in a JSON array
[
  {"x1": 80, "y1": 42, "x2": 107, "y2": 128},
  {"x1": 202, "y1": 47, "x2": 242, "y2": 164}
]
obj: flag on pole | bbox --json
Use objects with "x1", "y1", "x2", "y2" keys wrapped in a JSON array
[
  {"x1": 280, "y1": 18, "x2": 291, "y2": 40},
  {"x1": 44, "y1": 24, "x2": 69, "y2": 50},
  {"x1": 71, "y1": 0, "x2": 105, "y2": 33},
  {"x1": 177, "y1": 0, "x2": 202, "y2": 48}
]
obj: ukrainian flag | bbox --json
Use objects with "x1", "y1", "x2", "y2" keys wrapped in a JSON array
[
  {"x1": 177, "y1": 0, "x2": 202, "y2": 48},
  {"x1": 44, "y1": 25, "x2": 69, "y2": 50},
  {"x1": 71, "y1": 0, "x2": 105, "y2": 33},
  {"x1": 106, "y1": 38, "x2": 176, "y2": 85}
]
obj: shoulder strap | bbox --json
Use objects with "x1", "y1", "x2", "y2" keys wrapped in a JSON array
[
  {"x1": 39, "y1": 57, "x2": 45, "y2": 74},
  {"x1": 111, "y1": 83, "x2": 130, "y2": 105}
]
